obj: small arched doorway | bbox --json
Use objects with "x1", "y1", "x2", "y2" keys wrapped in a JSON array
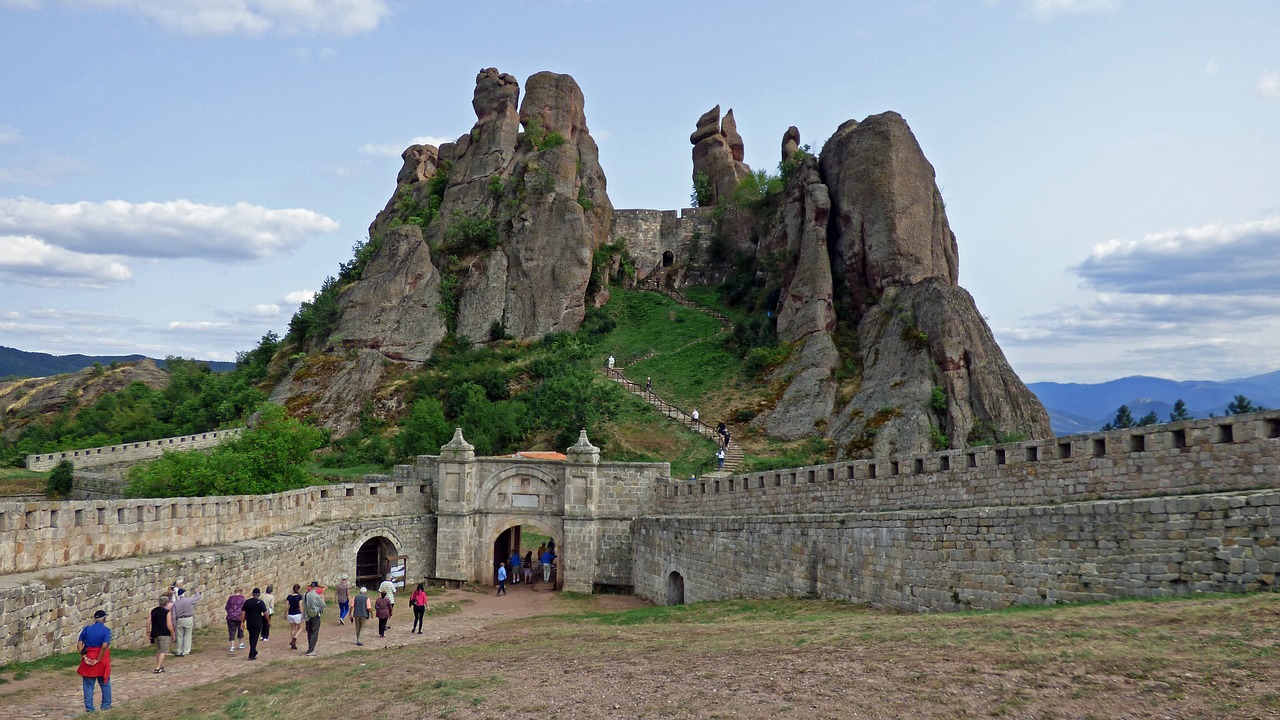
[
  {"x1": 356, "y1": 536, "x2": 396, "y2": 591},
  {"x1": 493, "y1": 523, "x2": 561, "y2": 590},
  {"x1": 667, "y1": 571, "x2": 685, "y2": 605},
  {"x1": 662, "y1": 250, "x2": 674, "y2": 267}
]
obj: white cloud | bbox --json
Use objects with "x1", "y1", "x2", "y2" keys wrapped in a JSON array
[
  {"x1": 1076, "y1": 217, "x2": 1280, "y2": 295},
  {"x1": 0, "y1": 197, "x2": 339, "y2": 262},
  {"x1": 1031, "y1": 0, "x2": 1117, "y2": 19},
  {"x1": 283, "y1": 289, "x2": 315, "y2": 304},
  {"x1": 0, "y1": 125, "x2": 20, "y2": 144},
  {"x1": 41, "y1": 0, "x2": 390, "y2": 36},
  {"x1": 250, "y1": 303, "x2": 281, "y2": 316},
  {"x1": 1203, "y1": 59, "x2": 1219, "y2": 75},
  {"x1": 1259, "y1": 72, "x2": 1280, "y2": 100},
  {"x1": 0, "y1": 234, "x2": 132, "y2": 287},
  {"x1": 360, "y1": 135, "x2": 454, "y2": 157}
]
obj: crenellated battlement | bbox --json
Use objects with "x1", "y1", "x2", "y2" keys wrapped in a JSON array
[
  {"x1": 25, "y1": 428, "x2": 244, "y2": 471},
  {"x1": 656, "y1": 410, "x2": 1280, "y2": 516}
]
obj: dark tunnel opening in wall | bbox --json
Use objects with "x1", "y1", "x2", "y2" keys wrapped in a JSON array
[
  {"x1": 667, "y1": 571, "x2": 685, "y2": 605},
  {"x1": 356, "y1": 536, "x2": 396, "y2": 592},
  {"x1": 662, "y1": 250, "x2": 674, "y2": 267}
]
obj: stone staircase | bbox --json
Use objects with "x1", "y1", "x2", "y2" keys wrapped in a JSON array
[{"x1": 602, "y1": 368, "x2": 744, "y2": 476}]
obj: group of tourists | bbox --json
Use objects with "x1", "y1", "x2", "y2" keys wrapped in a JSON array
[
  {"x1": 497, "y1": 541, "x2": 557, "y2": 596},
  {"x1": 75, "y1": 571, "x2": 430, "y2": 712}
]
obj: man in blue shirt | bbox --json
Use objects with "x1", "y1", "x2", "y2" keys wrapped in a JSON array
[
  {"x1": 540, "y1": 548, "x2": 556, "y2": 585},
  {"x1": 77, "y1": 609, "x2": 112, "y2": 712}
]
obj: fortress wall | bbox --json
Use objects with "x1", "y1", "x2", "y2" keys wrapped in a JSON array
[
  {"x1": 0, "y1": 515, "x2": 434, "y2": 665},
  {"x1": 26, "y1": 429, "x2": 244, "y2": 472},
  {"x1": 610, "y1": 207, "x2": 715, "y2": 281},
  {"x1": 634, "y1": 488, "x2": 1280, "y2": 612},
  {"x1": 657, "y1": 412, "x2": 1280, "y2": 516},
  {"x1": 0, "y1": 479, "x2": 435, "y2": 575}
]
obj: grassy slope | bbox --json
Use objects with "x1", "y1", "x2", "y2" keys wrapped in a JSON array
[{"x1": 0, "y1": 467, "x2": 46, "y2": 495}]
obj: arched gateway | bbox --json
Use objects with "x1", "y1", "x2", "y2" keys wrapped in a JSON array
[{"x1": 426, "y1": 429, "x2": 664, "y2": 594}]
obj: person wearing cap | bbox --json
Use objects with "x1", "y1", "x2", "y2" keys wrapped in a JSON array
[
  {"x1": 170, "y1": 583, "x2": 201, "y2": 657},
  {"x1": 303, "y1": 581, "x2": 326, "y2": 656},
  {"x1": 77, "y1": 609, "x2": 112, "y2": 712},
  {"x1": 335, "y1": 573, "x2": 351, "y2": 625},
  {"x1": 351, "y1": 586, "x2": 371, "y2": 646},
  {"x1": 241, "y1": 588, "x2": 268, "y2": 660}
]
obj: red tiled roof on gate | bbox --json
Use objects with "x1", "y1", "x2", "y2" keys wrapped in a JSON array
[{"x1": 508, "y1": 451, "x2": 567, "y2": 461}]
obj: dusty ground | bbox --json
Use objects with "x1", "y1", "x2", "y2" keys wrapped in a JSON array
[{"x1": 2, "y1": 586, "x2": 1279, "y2": 719}]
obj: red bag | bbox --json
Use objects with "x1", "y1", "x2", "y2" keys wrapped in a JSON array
[{"x1": 77, "y1": 646, "x2": 111, "y2": 680}]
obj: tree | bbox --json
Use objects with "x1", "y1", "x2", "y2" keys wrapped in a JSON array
[
  {"x1": 1168, "y1": 399, "x2": 1191, "y2": 422},
  {"x1": 124, "y1": 404, "x2": 326, "y2": 498},
  {"x1": 1226, "y1": 395, "x2": 1266, "y2": 415},
  {"x1": 46, "y1": 460, "x2": 74, "y2": 498},
  {"x1": 393, "y1": 398, "x2": 452, "y2": 461},
  {"x1": 1136, "y1": 411, "x2": 1159, "y2": 427},
  {"x1": 1103, "y1": 404, "x2": 1135, "y2": 431}
]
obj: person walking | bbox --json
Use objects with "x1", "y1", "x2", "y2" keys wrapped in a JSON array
[
  {"x1": 410, "y1": 583, "x2": 428, "y2": 634},
  {"x1": 76, "y1": 609, "x2": 112, "y2": 712},
  {"x1": 171, "y1": 583, "x2": 199, "y2": 657},
  {"x1": 285, "y1": 584, "x2": 305, "y2": 650},
  {"x1": 374, "y1": 591, "x2": 392, "y2": 638},
  {"x1": 352, "y1": 586, "x2": 371, "y2": 646},
  {"x1": 225, "y1": 588, "x2": 246, "y2": 653},
  {"x1": 716, "y1": 446, "x2": 725, "y2": 470},
  {"x1": 607, "y1": 355, "x2": 615, "y2": 369},
  {"x1": 303, "y1": 581, "x2": 326, "y2": 656},
  {"x1": 378, "y1": 574, "x2": 397, "y2": 628},
  {"x1": 692, "y1": 408, "x2": 699, "y2": 422},
  {"x1": 509, "y1": 550, "x2": 522, "y2": 584},
  {"x1": 540, "y1": 546, "x2": 556, "y2": 585},
  {"x1": 261, "y1": 584, "x2": 275, "y2": 641},
  {"x1": 496, "y1": 562, "x2": 508, "y2": 596},
  {"x1": 335, "y1": 574, "x2": 351, "y2": 625},
  {"x1": 645, "y1": 376, "x2": 652, "y2": 393},
  {"x1": 146, "y1": 596, "x2": 173, "y2": 674},
  {"x1": 242, "y1": 588, "x2": 268, "y2": 661},
  {"x1": 522, "y1": 551, "x2": 534, "y2": 585}
]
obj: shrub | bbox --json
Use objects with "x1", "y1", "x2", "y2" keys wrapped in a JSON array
[
  {"x1": 46, "y1": 460, "x2": 74, "y2": 498},
  {"x1": 441, "y1": 211, "x2": 500, "y2": 256}
]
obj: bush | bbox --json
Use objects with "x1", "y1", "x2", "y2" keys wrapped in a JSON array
[
  {"x1": 46, "y1": 460, "x2": 74, "y2": 498},
  {"x1": 441, "y1": 211, "x2": 500, "y2": 256}
]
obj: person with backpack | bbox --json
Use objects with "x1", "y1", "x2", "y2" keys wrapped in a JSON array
[{"x1": 303, "y1": 581, "x2": 326, "y2": 656}]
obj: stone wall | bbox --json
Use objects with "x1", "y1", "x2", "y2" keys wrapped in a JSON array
[
  {"x1": 657, "y1": 412, "x2": 1280, "y2": 516},
  {"x1": 0, "y1": 514, "x2": 434, "y2": 665},
  {"x1": 610, "y1": 207, "x2": 714, "y2": 282},
  {"x1": 0, "y1": 479, "x2": 434, "y2": 575},
  {"x1": 634, "y1": 410, "x2": 1280, "y2": 611},
  {"x1": 634, "y1": 488, "x2": 1280, "y2": 612},
  {"x1": 26, "y1": 429, "x2": 243, "y2": 472}
]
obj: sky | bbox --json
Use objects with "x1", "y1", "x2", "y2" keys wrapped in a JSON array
[{"x1": 0, "y1": 0, "x2": 1277, "y2": 384}]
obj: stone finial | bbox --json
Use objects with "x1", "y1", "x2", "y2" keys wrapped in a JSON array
[
  {"x1": 567, "y1": 428, "x2": 600, "y2": 464},
  {"x1": 440, "y1": 427, "x2": 476, "y2": 461}
]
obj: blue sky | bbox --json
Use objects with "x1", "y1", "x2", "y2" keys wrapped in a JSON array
[{"x1": 1, "y1": 0, "x2": 1277, "y2": 383}]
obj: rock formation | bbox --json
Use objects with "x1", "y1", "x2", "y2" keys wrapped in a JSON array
[
  {"x1": 691, "y1": 106, "x2": 752, "y2": 205},
  {"x1": 272, "y1": 68, "x2": 613, "y2": 435},
  {"x1": 1, "y1": 360, "x2": 171, "y2": 442},
  {"x1": 744, "y1": 114, "x2": 1051, "y2": 455}
]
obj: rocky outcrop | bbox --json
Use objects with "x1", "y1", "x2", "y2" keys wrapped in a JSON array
[
  {"x1": 751, "y1": 115, "x2": 1051, "y2": 454},
  {"x1": 691, "y1": 106, "x2": 751, "y2": 205},
  {"x1": 276, "y1": 68, "x2": 613, "y2": 433}
]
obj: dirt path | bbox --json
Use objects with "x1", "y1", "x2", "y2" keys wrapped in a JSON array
[{"x1": 0, "y1": 583, "x2": 645, "y2": 718}]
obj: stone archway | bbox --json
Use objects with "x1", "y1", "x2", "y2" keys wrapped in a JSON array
[
  {"x1": 488, "y1": 517, "x2": 562, "y2": 590},
  {"x1": 355, "y1": 536, "x2": 397, "y2": 592},
  {"x1": 667, "y1": 571, "x2": 686, "y2": 605},
  {"x1": 662, "y1": 250, "x2": 674, "y2": 267}
]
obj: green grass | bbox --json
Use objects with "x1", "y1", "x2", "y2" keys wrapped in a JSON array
[
  {"x1": 0, "y1": 466, "x2": 47, "y2": 495},
  {"x1": 597, "y1": 289, "x2": 723, "y2": 365},
  {"x1": 305, "y1": 463, "x2": 392, "y2": 479},
  {"x1": 600, "y1": 390, "x2": 720, "y2": 477},
  {"x1": 623, "y1": 336, "x2": 739, "y2": 407}
]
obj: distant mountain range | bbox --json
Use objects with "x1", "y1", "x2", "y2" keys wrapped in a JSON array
[
  {"x1": 1029, "y1": 370, "x2": 1280, "y2": 435},
  {"x1": 0, "y1": 346, "x2": 236, "y2": 380}
]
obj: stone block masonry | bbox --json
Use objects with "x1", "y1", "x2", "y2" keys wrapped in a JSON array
[
  {"x1": 634, "y1": 410, "x2": 1280, "y2": 611},
  {"x1": 634, "y1": 488, "x2": 1280, "y2": 612},
  {"x1": 0, "y1": 515, "x2": 434, "y2": 665},
  {"x1": 26, "y1": 429, "x2": 243, "y2": 472},
  {"x1": 0, "y1": 479, "x2": 435, "y2": 575}
]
